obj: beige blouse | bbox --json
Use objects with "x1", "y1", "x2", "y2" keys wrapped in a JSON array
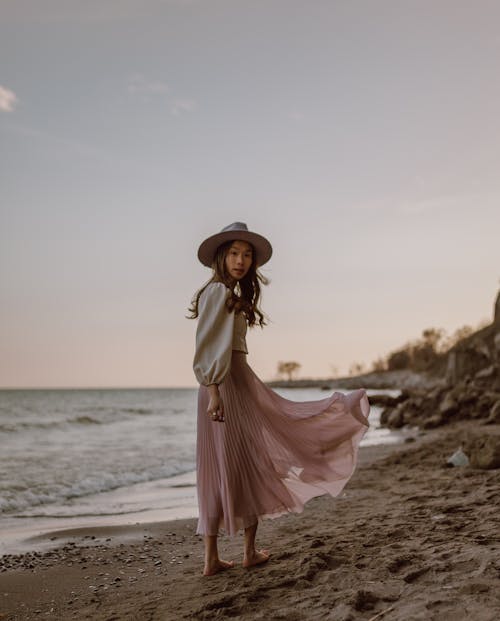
[{"x1": 193, "y1": 282, "x2": 248, "y2": 386}]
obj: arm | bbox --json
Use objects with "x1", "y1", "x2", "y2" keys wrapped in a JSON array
[{"x1": 193, "y1": 283, "x2": 234, "y2": 422}]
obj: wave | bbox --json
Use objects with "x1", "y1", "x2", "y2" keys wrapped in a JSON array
[
  {"x1": 0, "y1": 405, "x2": 184, "y2": 434},
  {"x1": 78, "y1": 406, "x2": 155, "y2": 416},
  {"x1": 73, "y1": 415, "x2": 101, "y2": 425},
  {"x1": 0, "y1": 464, "x2": 196, "y2": 515},
  {"x1": 121, "y1": 408, "x2": 154, "y2": 415},
  {"x1": 0, "y1": 415, "x2": 102, "y2": 433},
  {"x1": 14, "y1": 507, "x2": 155, "y2": 519}
]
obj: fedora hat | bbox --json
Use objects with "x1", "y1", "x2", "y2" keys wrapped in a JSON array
[{"x1": 197, "y1": 222, "x2": 273, "y2": 267}]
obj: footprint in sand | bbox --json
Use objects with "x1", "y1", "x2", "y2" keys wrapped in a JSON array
[{"x1": 386, "y1": 554, "x2": 416, "y2": 573}]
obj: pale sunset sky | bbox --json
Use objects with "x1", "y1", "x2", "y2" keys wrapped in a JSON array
[{"x1": 1, "y1": 1, "x2": 499, "y2": 388}]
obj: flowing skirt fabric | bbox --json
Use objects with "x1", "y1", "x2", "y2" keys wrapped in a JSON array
[{"x1": 196, "y1": 352, "x2": 370, "y2": 536}]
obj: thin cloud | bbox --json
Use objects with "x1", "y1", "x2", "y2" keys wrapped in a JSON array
[
  {"x1": 399, "y1": 194, "x2": 472, "y2": 214},
  {"x1": 127, "y1": 74, "x2": 196, "y2": 115},
  {"x1": 2, "y1": 122, "x2": 137, "y2": 168},
  {"x1": 170, "y1": 98, "x2": 196, "y2": 115},
  {"x1": 345, "y1": 193, "x2": 490, "y2": 215},
  {"x1": 127, "y1": 74, "x2": 170, "y2": 101},
  {"x1": 0, "y1": 85, "x2": 18, "y2": 112}
]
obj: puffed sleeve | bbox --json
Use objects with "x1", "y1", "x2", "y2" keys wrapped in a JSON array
[{"x1": 193, "y1": 282, "x2": 235, "y2": 386}]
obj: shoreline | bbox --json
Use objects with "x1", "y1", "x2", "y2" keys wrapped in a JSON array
[
  {"x1": 0, "y1": 435, "x2": 409, "y2": 560},
  {"x1": 0, "y1": 437, "x2": 403, "y2": 560},
  {"x1": 0, "y1": 470, "x2": 199, "y2": 558},
  {"x1": 3, "y1": 421, "x2": 499, "y2": 620},
  {"x1": 0, "y1": 392, "x2": 403, "y2": 559}
]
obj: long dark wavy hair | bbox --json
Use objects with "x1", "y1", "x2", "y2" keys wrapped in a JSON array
[{"x1": 188, "y1": 240, "x2": 269, "y2": 327}]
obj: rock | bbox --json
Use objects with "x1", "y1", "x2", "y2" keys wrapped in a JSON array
[
  {"x1": 423, "y1": 414, "x2": 444, "y2": 429},
  {"x1": 428, "y1": 386, "x2": 441, "y2": 400},
  {"x1": 476, "y1": 392, "x2": 498, "y2": 417},
  {"x1": 475, "y1": 365, "x2": 496, "y2": 379},
  {"x1": 468, "y1": 435, "x2": 500, "y2": 469},
  {"x1": 368, "y1": 394, "x2": 401, "y2": 407},
  {"x1": 487, "y1": 400, "x2": 500, "y2": 424},
  {"x1": 399, "y1": 389, "x2": 412, "y2": 401},
  {"x1": 387, "y1": 407, "x2": 405, "y2": 429},
  {"x1": 352, "y1": 589, "x2": 379, "y2": 611},
  {"x1": 446, "y1": 330, "x2": 495, "y2": 383},
  {"x1": 439, "y1": 393, "x2": 458, "y2": 416},
  {"x1": 494, "y1": 331, "x2": 500, "y2": 357},
  {"x1": 380, "y1": 407, "x2": 392, "y2": 425}
]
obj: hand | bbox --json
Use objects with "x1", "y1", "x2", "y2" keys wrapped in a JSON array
[{"x1": 207, "y1": 385, "x2": 224, "y2": 423}]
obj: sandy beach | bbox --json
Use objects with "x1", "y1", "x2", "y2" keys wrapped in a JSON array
[{"x1": 1, "y1": 420, "x2": 499, "y2": 621}]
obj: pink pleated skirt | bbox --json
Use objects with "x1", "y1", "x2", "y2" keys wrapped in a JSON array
[{"x1": 196, "y1": 351, "x2": 370, "y2": 536}]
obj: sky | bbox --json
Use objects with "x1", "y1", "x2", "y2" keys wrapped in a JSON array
[{"x1": 1, "y1": 0, "x2": 499, "y2": 388}]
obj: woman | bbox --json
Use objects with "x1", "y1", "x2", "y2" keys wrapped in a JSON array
[{"x1": 189, "y1": 222, "x2": 370, "y2": 576}]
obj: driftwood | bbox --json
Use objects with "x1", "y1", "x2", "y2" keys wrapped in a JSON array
[{"x1": 368, "y1": 606, "x2": 396, "y2": 621}]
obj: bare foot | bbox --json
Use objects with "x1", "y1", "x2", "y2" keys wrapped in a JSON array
[
  {"x1": 243, "y1": 549, "x2": 270, "y2": 569},
  {"x1": 203, "y1": 558, "x2": 235, "y2": 577}
]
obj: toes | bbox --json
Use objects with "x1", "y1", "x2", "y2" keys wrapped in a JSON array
[
  {"x1": 243, "y1": 550, "x2": 271, "y2": 568},
  {"x1": 203, "y1": 559, "x2": 235, "y2": 576}
]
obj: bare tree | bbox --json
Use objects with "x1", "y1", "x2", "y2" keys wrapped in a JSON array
[
  {"x1": 329, "y1": 364, "x2": 339, "y2": 378},
  {"x1": 348, "y1": 362, "x2": 366, "y2": 376},
  {"x1": 277, "y1": 361, "x2": 301, "y2": 381}
]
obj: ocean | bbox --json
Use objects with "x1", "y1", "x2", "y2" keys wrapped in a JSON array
[{"x1": 0, "y1": 387, "x2": 402, "y2": 554}]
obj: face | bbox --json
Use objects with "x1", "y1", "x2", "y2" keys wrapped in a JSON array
[{"x1": 225, "y1": 240, "x2": 253, "y2": 281}]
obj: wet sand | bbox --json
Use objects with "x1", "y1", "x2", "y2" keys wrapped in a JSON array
[{"x1": 1, "y1": 422, "x2": 499, "y2": 620}]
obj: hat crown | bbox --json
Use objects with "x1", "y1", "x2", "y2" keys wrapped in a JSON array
[{"x1": 221, "y1": 222, "x2": 248, "y2": 233}]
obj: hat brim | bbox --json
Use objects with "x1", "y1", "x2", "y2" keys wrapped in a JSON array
[{"x1": 198, "y1": 230, "x2": 272, "y2": 268}]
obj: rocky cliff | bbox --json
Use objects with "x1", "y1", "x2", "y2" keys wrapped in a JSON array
[{"x1": 381, "y1": 289, "x2": 500, "y2": 431}]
